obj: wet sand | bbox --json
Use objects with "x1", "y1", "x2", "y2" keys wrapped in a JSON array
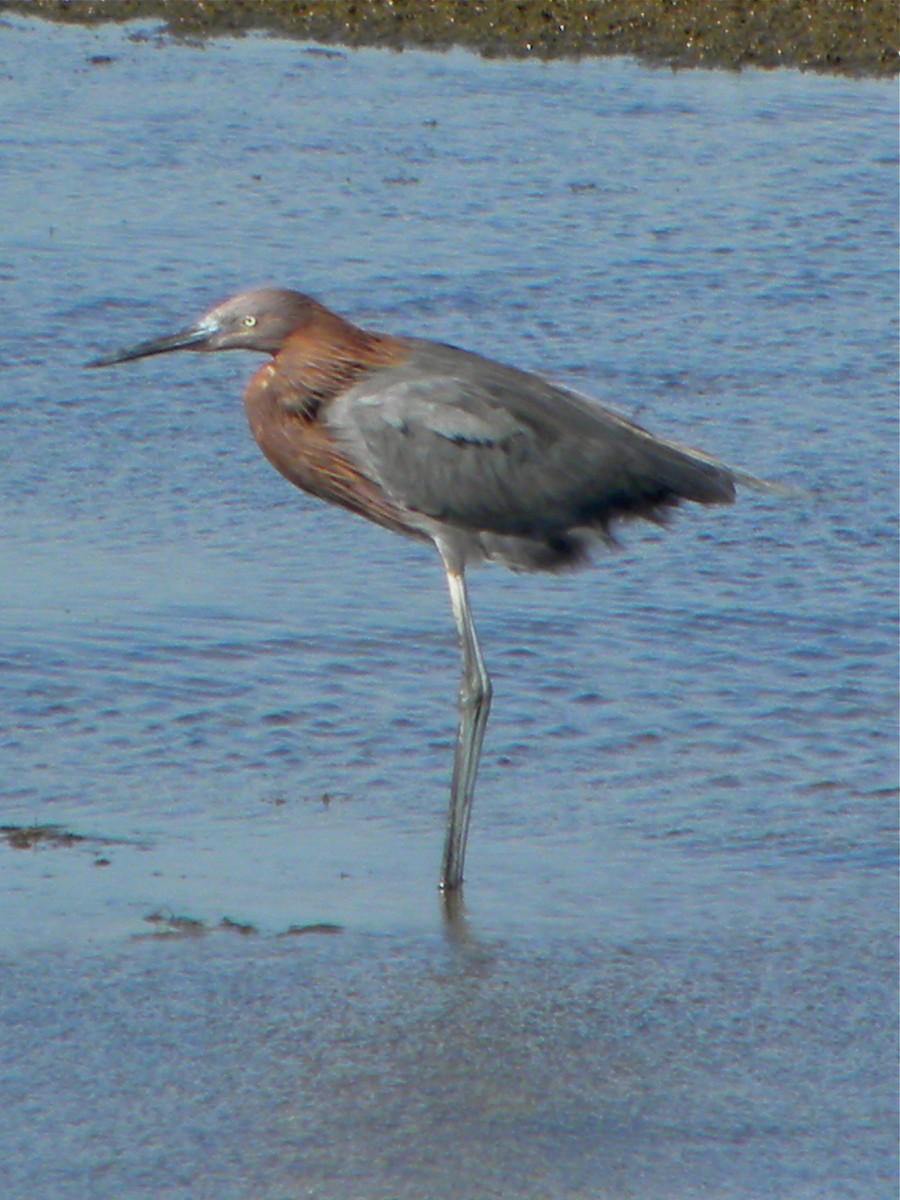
[{"x1": 5, "y1": 0, "x2": 898, "y2": 75}]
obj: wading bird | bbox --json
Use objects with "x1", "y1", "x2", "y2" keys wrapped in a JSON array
[{"x1": 91, "y1": 288, "x2": 772, "y2": 891}]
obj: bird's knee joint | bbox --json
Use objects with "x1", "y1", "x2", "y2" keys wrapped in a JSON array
[{"x1": 459, "y1": 677, "x2": 492, "y2": 708}]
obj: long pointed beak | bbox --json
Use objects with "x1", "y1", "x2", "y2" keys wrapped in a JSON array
[{"x1": 87, "y1": 322, "x2": 215, "y2": 368}]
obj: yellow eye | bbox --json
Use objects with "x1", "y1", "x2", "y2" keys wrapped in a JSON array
[{"x1": 243, "y1": 315, "x2": 257, "y2": 328}]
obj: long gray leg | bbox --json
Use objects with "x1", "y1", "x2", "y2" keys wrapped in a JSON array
[{"x1": 439, "y1": 562, "x2": 492, "y2": 891}]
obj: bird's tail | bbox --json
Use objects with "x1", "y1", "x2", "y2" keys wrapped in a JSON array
[{"x1": 650, "y1": 432, "x2": 794, "y2": 502}]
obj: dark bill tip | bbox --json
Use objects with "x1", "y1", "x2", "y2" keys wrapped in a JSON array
[{"x1": 86, "y1": 323, "x2": 214, "y2": 368}]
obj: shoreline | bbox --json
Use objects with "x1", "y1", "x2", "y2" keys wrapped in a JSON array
[{"x1": 3, "y1": 0, "x2": 897, "y2": 77}]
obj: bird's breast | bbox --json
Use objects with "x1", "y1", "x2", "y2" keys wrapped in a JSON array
[
  {"x1": 242, "y1": 361, "x2": 343, "y2": 491},
  {"x1": 241, "y1": 361, "x2": 423, "y2": 540}
]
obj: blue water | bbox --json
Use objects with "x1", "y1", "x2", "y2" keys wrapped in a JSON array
[{"x1": 0, "y1": 15, "x2": 897, "y2": 1199}]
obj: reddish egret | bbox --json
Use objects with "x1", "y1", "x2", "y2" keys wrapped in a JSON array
[{"x1": 90, "y1": 288, "x2": 773, "y2": 890}]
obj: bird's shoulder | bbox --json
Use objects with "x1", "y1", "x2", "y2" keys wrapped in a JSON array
[{"x1": 327, "y1": 337, "x2": 643, "y2": 448}]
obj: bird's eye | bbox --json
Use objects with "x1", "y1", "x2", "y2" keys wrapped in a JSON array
[{"x1": 243, "y1": 315, "x2": 257, "y2": 328}]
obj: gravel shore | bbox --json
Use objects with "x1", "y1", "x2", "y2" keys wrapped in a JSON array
[{"x1": 4, "y1": 0, "x2": 897, "y2": 76}]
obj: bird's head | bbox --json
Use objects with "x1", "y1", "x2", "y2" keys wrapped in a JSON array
[{"x1": 88, "y1": 288, "x2": 318, "y2": 366}]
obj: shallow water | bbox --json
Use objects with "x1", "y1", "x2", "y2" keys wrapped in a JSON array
[{"x1": 0, "y1": 15, "x2": 897, "y2": 1200}]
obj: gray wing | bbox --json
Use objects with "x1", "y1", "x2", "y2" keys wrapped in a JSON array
[{"x1": 324, "y1": 339, "x2": 737, "y2": 539}]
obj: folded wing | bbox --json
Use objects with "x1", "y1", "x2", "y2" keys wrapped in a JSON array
[{"x1": 325, "y1": 339, "x2": 737, "y2": 543}]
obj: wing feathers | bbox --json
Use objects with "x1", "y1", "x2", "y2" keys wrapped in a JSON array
[{"x1": 326, "y1": 340, "x2": 739, "y2": 540}]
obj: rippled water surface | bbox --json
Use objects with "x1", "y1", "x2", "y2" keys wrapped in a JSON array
[{"x1": 0, "y1": 15, "x2": 897, "y2": 1200}]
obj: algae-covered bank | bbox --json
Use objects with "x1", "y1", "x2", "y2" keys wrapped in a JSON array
[{"x1": 3, "y1": 0, "x2": 898, "y2": 75}]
